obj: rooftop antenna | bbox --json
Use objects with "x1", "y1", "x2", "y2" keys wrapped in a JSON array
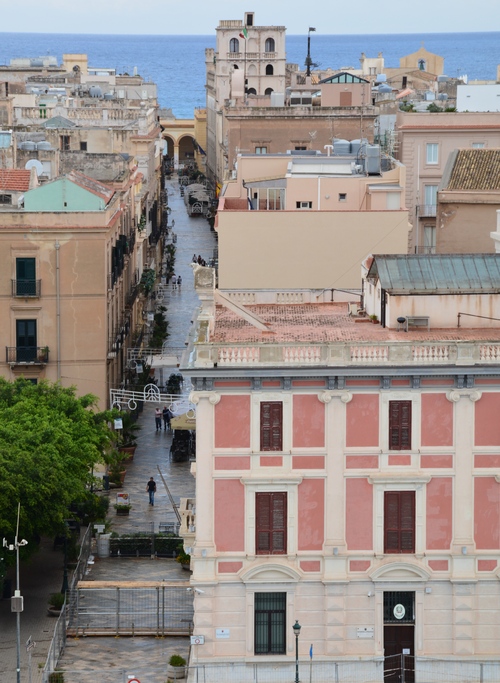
[{"x1": 305, "y1": 27, "x2": 316, "y2": 77}]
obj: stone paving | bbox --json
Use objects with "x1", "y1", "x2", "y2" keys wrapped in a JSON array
[{"x1": 0, "y1": 178, "x2": 217, "y2": 683}]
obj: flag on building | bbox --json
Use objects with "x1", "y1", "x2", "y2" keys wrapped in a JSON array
[
  {"x1": 239, "y1": 27, "x2": 248, "y2": 39},
  {"x1": 310, "y1": 644, "x2": 313, "y2": 659}
]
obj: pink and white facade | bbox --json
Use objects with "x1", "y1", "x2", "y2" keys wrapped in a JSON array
[{"x1": 182, "y1": 262, "x2": 500, "y2": 681}]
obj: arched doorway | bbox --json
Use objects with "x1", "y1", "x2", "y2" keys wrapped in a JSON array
[{"x1": 178, "y1": 135, "x2": 195, "y2": 164}]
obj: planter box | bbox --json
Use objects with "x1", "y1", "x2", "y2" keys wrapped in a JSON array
[{"x1": 167, "y1": 665, "x2": 186, "y2": 680}]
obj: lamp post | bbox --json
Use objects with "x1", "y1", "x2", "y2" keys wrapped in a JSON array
[
  {"x1": 293, "y1": 619, "x2": 301, "y2": 683},
  {"x1": 3, "y1": 503, "x2": 28, "y2": 683},
  {"x1": 305, "y1": 27, "x2": 316, "y2": 77}
]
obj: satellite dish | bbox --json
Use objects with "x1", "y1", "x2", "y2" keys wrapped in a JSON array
[{"x1": 25, "y1": 159, "x2": 44, "y2": 175}]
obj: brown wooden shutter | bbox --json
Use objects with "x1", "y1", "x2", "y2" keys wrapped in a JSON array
[
  {"x1": 256, "y1": 492, "x2": 287, "y2": 554},
  {"x1": 389, "y1": 401, "x2": 412, "y2": 450},
  {"x1": 384, "y1": 491, "x2": 415, "y2": 553},
  {"x1": 339, "y1": 91, "x2": 352, "y2": 106},
  {"x1": 260, "y1": 402, "x2": 283, "y2": 451}
]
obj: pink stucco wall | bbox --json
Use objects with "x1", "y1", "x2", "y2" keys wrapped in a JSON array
[
  {"x1": 300, "y1": 561, "x2": 321, "y2": 572},
  {"x1": 292, "y1": 380, "x2": 325, "y2": 387},
  {"x1": 475, "y1": 455, "x2": 500, "y2": 468},
  {"x1": 214, "y1": 395, "x2": 250, "y2": 448},
  {"x1": 346, "y1": 478, "x2": 373, "y2": 550},
  {"x1": 260, "y1": 456, "x2": 283, "y2": 467},
  {"x1": 346, "y1": 395, "x2": 379, "y2": 447},
  {"x1": 421, "y1": 379, "x2": 454, "y2": 386},
  {"x1": 478, "y1": 560, "x2": 497, "y2": 571},
  {"x1": 214, "y1": 456, "x2": 251, "y2": 470},
  {"x1": 214, "y1": 381, "x2": 252, "y2": 387},
  {"x1": 428, "y1": 560, "x2": 449, "y2": 571},
  {"x1": 262, "y1": 380, "x2": 281, "y2": 387},
  {"x1": 350, "y1": 560, "x2": 371, "y2": 572},
  {"x1": 297, "y1": 479, "x2": 324, "y2": 551},
  {"x1": 292, "y1": 455, "x2": 325, "y2": 469},
  {"x1": 392, "y1": 380, "x2": 411, "y2": 387},
  {"x1": 346, "y1": 455, "x2": 379, "y2": 469},
  {"x1": 389, "y1": 455, "x2": 411, "y2": 466},
  {"x1": 421, "y1": 393, "x2": 453, "y2": 447},
  {"x1": 293, "y1": 395, "x2": 325, "y2": 448},
  {"x1": 218, "y1": 561, "x2": 243, "y2": 573},
  {"x1": 421, "y1": 455, "x2": 453, "y2": 468},
  {"x1": 475, "y1": 393, "x2": 500, "y2": 446},
  {"x1": 426, "y1": 477, "x2": 452, "y2": 550},
  {"x1": 474, "y1": 477, "x2": 500, "y2": 549},
  {"x1": 214, "y1": 479, "x2": 245, "y2": 551}
]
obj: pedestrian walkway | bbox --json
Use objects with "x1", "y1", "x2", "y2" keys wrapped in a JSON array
[{"x1": 0, "y1": 175, "x2": 217, "y2": 683}]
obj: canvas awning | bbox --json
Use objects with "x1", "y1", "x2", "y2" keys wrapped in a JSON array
[{"x1": 171, "y1": 412, "x2": 196, "y2": 431}]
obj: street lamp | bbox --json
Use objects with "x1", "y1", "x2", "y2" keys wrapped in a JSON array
[
  {"x1": 305, "y1": 27, "x2": 316, "y2": 77},
  {"x1": 3, "y1": 503, "x2": 28, "y2": 683},
  {"x1": 293, "y1": 619, "x2": 301, "y2": 683}
]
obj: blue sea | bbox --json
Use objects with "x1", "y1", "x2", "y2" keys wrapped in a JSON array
[{"x1": 0, "y1": 32, "x2": 499, "y2": 118}]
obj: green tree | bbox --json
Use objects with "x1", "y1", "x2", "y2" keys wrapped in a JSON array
[{"x1": 0, "y1": 379, "x2": 115, "y2": 564}]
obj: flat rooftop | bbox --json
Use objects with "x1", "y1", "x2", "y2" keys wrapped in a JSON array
[{"x1": 211, "y1": 303, "x2": 500, "y2": 344}]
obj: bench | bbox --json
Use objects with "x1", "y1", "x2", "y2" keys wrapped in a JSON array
[{"x1": 405, "y1": 316, "x2": 430, "y2": 332}]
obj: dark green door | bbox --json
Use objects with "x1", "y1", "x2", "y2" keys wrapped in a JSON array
[
  {"x1": 16, "y1": 319, "x2": 37, "y2": 362},
  {"x1": 16, "y1": 258, "x2": 36, "y2": 296}
]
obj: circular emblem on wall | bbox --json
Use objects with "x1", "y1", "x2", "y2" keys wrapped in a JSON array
[{"x1": 393, "y1": 604, "x2": 405, "y2": 620}]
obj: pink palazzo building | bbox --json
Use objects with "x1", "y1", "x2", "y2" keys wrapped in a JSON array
[{"x1": 182, "y1": 255, "x2": 500, "y2": 682}]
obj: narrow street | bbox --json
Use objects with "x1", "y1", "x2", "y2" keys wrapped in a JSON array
[{"x1": 0, "y1": 175, "x2": 217, "y2": 683}]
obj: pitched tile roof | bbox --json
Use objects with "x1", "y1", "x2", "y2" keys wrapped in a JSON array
[
  {"x1": 0, "y1": 169, "x2": 32, "y2": 192},
  {"x1": 443, "y1": 149, "x2": 500, "y2": 191},
  {"x1": 66, "y1": 170, "x2": 115, "y2": 203}
]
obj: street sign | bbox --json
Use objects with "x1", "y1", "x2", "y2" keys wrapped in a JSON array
[{"x1": 190, "y1": 635, "x2": 205, "y2": 645}]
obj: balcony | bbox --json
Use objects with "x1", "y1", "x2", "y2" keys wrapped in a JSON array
[
  {"x1": 6, "y1": 346, "x2": 49, "y2": 365},
  {"x1": 418, "y1": 204, "x2": 437, "y2": 217},
  {"x1": 11, "y1": 280, "x2": 41, "y2": 297}
]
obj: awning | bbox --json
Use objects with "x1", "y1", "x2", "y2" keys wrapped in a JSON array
[{"x1": 171, "y1": 412, "x2": 196, "y2": 431}]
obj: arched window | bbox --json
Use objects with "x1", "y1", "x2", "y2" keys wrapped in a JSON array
[
  {"x1": 247, "y1": 87, "x2": 257, "y2": 95},
  {"x1": 229, "y1": 38, "x2": 240, "y2": 53},
  {"x1": 418, "y1": 59, "x2": 426, "y2": 71},
  {"x1": 265, "y1": 37, "x2": 275, "y2": 53},
  {"x1": 265, "y1": 88, "x2": 274, "y2": 96},
  {"x1": 265, "y1": 64, "x2": 274, "y2": 76},
  {"x1": 233, "y1": 64, "x2": 239, "y2": 69}
]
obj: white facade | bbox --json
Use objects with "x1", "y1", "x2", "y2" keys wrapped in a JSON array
[{"x1": 457, "y1": 84, "x2": 500, "y2": 112}]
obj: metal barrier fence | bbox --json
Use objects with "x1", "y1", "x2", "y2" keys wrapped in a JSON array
[
  {"x1": 42, "y1": 655, "x2": 500, "y2": 683},
  {"x1": 67, "y1": 585, "x2": 194, "y2": 636},
  {"x1": 42, "y1": 604, "x2": 67, "y2": 683}
]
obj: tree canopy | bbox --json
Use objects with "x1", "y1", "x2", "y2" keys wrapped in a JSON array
[{"x1": 0, "y1": 379, "x2": 115, "y2": 564}]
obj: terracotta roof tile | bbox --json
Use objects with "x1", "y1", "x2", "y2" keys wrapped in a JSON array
[
  {"x1": 212, "y1": 303, "x2": 500, "y2": 344},
  {"x1": 444, "y1": 149, "x2": 500, "y2": 191},
  {"x1": 0, "y1": 169, "x2": 31, "y2": 192}
]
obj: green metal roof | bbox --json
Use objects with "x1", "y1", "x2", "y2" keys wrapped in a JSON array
[{"x1": 367, "y1": 254, "x2": 500, "y2": 295}]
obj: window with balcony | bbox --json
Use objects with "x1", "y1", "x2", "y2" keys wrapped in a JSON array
[
  {"x1": 426, "y1": 143, "x2": 438, "y2": 165},
  {"x1": 255, "y1": 592, "x2": 286, "y2": 654},
  {"x1": 15, "y1": 257, "x2": 38, "y2": 296},
  {"x1": 256, "y1": 492, "x2": 287, "y2": 555},
  {"x1": 384, "y1": 491, "x2": 415, "y2": 553},
  {"x1": 422, "y1": 184, "x2": 437, "y2": 217},
  {"x1": 423, "y1": 225, "x2": 436, "y2": 254},
  {"x1": 260, "y1": 401, "x2": 283, "y2": 451},
  {"x1": 15, "y1": 319, "x2": 37, "y2": 363},
  {"x1": 389, "y1": 400, "x2": 411, "y2": 450},
  {"x1": 229, "y1": 38, "x2": 239, "y2": 53},
  {"x1": 265, "y1": 37, "x2": 275, "y2": 53}
]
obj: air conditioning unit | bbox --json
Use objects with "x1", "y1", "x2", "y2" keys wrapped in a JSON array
[{"x1": 298, "y1": 201, "x2": 312, "y2": 209}]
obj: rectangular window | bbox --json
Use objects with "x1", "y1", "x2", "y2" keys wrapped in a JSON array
[
  {"x1": 339, "y1": 193, "x2": 347, "y2": 202},
  {"x1": 60, "y1": 135, "x2": 70, "y2": 151},
  {"x1": 260, "y1": 401, "x2": 283, "y2": 451},
  {"x1": 296, "y1": 201, "x2": 312, "y2": 209},
  {"x1": 16, "y1": 319, "x2": 37, "y2": 363},
  {"x1": 80, "y1": 141, "x2": 88, "y2": 151},
  {"x1": 0, "y1": 194, "x2": 12, "y2": 204},
  {"x1": 255, "y1": 146, "x2": 267, "y2": 154},
  {"x1": 15, "y1": 257, "x2": 37, "y2": 296},
  {"x1": 256, "y1": 492, "x2": 287, "y2": 555},
  {"x1": 384, "y1": 491, "x2": 415, "y2": 553},
  {"x1": 255, "y1": 592, "x2": 286, "y2": 654},
  {"x1": 472, "y1": 142, "x2": 485, "y2": 149},
  {"x1": 294, "y1": 146, "x2": 307, "y2": 151},
  {"x1": 423, "y1": 225, "x2": 436, "y2": 254},
  {"x1": 426, "y1": 143, "x2": 438, "y2": 165},
  {"x1": 389, "y1": 400, "x2": 411, "y2": 450}
]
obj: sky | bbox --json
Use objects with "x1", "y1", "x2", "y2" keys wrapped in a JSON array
[{"x1": 2, "y1": 0, "x2": 500, "y2": 35}]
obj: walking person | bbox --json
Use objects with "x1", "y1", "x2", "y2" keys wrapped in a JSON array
[
  {"x1": 154, "y1": 407, "x2": 162, "y2": 432},
  {"x1": 146, "y1": 477, "x2": 157, "y2": 506},
  {"x1": 171, "y1": 274, "x2": 177, "y2": 290},
  {"x1": 162, "y1": 405, "x2": 171, "y2": 432},
  {"x1": 177, "y1": 274, "x2": 182, "y2": 289}
]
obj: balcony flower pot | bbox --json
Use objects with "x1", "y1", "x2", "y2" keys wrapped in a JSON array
[
  {"x1": 167, "y1": 654, "x2": 187, "y2": 680},
  {"x1": 38, "y1": 346, "x2": 49, "y2": 362}
]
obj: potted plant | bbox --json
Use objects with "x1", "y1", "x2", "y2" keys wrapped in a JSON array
[
  {"x1": 176, "y1": 545, "x2": 191, "y2": 570},
  {"x1": 114, "y1": 503, "x2": 131, "y2": 516},
  {"x1": 47, "y1": 592, "x2": 65, "y2": 616},
  {"x1": 166, "y1": 654, "x2": 187, "y2": 680},
  {"x1": 49, "y1": 672, "x2": 65, "y2": 683},
  {"x1": 369, "y1": 314, "x2": 379, "y2": 324},
  {"x1": 38, "y1": 346, "x2": 49, "y2": 362},
  {"x1": 117, "y1": 412, "x2": 141, "y2": 458}
]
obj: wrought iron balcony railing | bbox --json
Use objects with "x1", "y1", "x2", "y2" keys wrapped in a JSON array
[
  {"x1": 11, "y1": 279, "x2": 41, "y2": 297},
  {"x1": 6, "y1": 346, "x2": 49, "y2": 364}
]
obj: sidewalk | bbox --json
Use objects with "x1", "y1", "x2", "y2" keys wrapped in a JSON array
[{"x1": 0, "y1": 177, "x2": 217, "y2": 683}]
